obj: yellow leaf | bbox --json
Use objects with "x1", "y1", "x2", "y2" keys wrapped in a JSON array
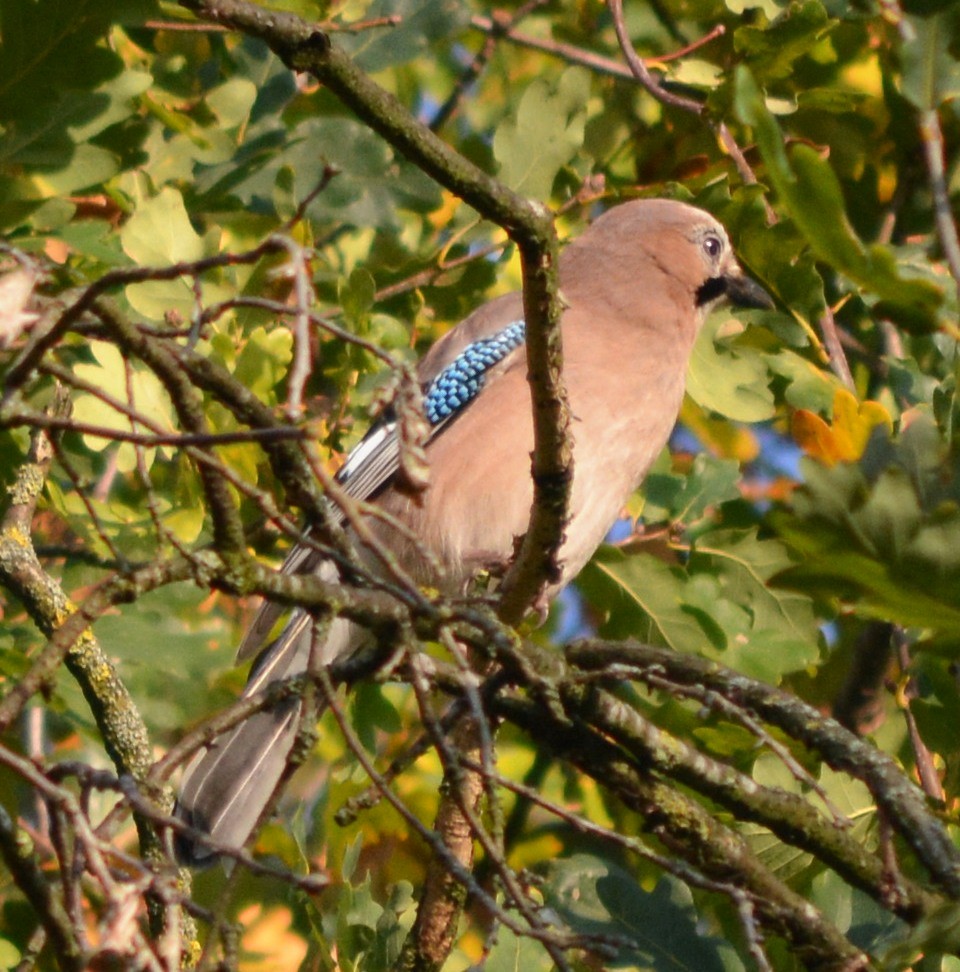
[
  {"x1": 792, "y1": 389, "x2": 893, "y2": 465},
  {"x1": 792, "y1": 409, "x2": 840, "y2": 464}
]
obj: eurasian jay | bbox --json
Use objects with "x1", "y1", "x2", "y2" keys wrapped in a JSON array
[{"x1": 174, "y1": 198, "x2": 772, "y2": 863}]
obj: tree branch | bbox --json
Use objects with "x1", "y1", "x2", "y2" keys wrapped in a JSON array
[
  {"x1": 568, "y1": 639, "x2": 960, "y2": 898},
  {"x1": 494, "y1": 690, "x2": 869, "y2": 969}
]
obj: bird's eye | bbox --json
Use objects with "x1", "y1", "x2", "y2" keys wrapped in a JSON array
[{"x1": 702, "y1": 234, "x2": 723, "y2": 260}]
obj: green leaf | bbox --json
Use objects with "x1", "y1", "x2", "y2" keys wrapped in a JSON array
[
  {"x1": 165, "y1": 508, "x2": 205, "y2": 544},
  {"x1": 340, "y1": 268, "x2": 377, "y2": 332},
  {"x1": 120, "y1": 186, "x2": 235, "y2": 320},
  {"x1": 344, "y1": 0, "x2": 471, "y2": 72},
  {"x1": 543, "y1": 854, "x2": 737, "y2": 970},
  {"x1": 493, "y1": 67, "x2": 590, "y2": 200},
  {"x1": 881, "y1": 900, "x2": 960, "y2": 970},
  {"x1": 643, "y1": 453, "x2": 742, "y2": 525},
  {"x1": 0, "y1": 0, "x2": 156, "y2": 227},
  {"x1": 234, "y1": 326, "x2": 294, "y2": 398},
  {"x1": 0, "y1": 937, "x2": 19, "y2": 968},
  {"x1": 900, "y1": 10, "x2": 960, "y2": 109},
  {"x1": 206, "y1": 77, "x2": 258, "y2": 129},
  {"x1": 828, "y1": 891, "x2": 904, "y2": 960},
  {"x1": 734, "y1": 67, "x2": 944, "y2": 332},
  {"x1": 350, "y1": 683, "x2": 402, "y2": 752},
  {"x1": 273, "y1": 165, "x2": 297, "y2": 222},
  {"x1": 689, "y1": 528, "x2": 821, "y2": 678},
  {"x1": 483, "y1": 925, "x2": 555, "y2": 972},
  {"x1": 71, "y1": 340, "x2": 176, "y2": 472},
  {"x1": 341, "y1": 833, "x2": 363, "y2": 882},
  {"x1": 765, "y1": 347, "x2": 839, "y2": 412},
  {"x1": 28, "y1": 144, "x2": 118, "y2": 196},
  {"x1": 92, "y1": 583, "x2": 243, "y2": 735},
  {"x1": 578, "y1": 548, "x2": 706, "y2": 651},
  {"x1": 120, "y1": 186, "x2": 204, "y2": 266},
  {"x1": 0, "y1": 0, "x2": 149, "y2": 121},
  {"x1": 725, "y1": 0, "x2": 785, "y2": 16},
  {"x1": 196, "y1": 116, "x2": 439, "y2": 229},
  {"x1": 742, "y1": 820, "x2": 813, "y2": 883},
  {"x1": 911, "y1": 656, "x2": 960, "y2": 756},
  {"x1": 734, "y1": 1, "x2": 837, "y2": 81},
  {"x1": 744, "y1": 759, "x2": 876, "y2": 887},
  {"x1": 580, "y1": 527, "x2": 819, "y2": 679},
  {"x1": 772, "y1": 449, "x2": 960, "y2": 637},
  {"x1": 668, "y1": 58, "x2": 724, "y2": 90},
  {"x1": 69, "y1": 69, "x2": 154, "y2": 142},
  {"x1": 344, "y1": 877, "x2": 382, "y2": 930},
  {"x1": 687, "y1": 314, "x2": 777, "y2": 422}
]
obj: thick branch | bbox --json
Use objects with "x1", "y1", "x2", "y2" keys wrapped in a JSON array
[
  {"x1": 0, "y1": 403, "x2": 154, "y2": 786},
  {"x1": 563, "y1": 681, "x2": 938, "y2": 922},
  {"x1": 567, "y1": 639, "x2": 960, "y2": 898},
  {"x1": 495, "y1": 691, "x2": 868, "y2": 970},
  {"x1": 398, "y1": 716, "x2": 486, "y2": 972}
]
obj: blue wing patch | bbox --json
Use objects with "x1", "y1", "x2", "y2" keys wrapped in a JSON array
[
  {"x1": 336, "y1": 319, "x2": 526, "y2": 501},
  {"x1": 424, "y1": 320, "x2": 526, "y2": 425}
]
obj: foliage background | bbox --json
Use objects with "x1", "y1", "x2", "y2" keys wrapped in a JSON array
[{"x1": 1, "y1": 0, "x2": 960, "y2": 969}]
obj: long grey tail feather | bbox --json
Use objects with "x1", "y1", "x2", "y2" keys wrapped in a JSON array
[
  {"x1": 174, "y1": 604, "x2": 359, "y2": 865},
  {"x1": 174, "y1": 698, "x2": 303, "y2": 865}
]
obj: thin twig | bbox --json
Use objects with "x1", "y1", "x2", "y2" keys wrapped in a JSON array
[
  {"x1": 275, "y1": 236, "x2": 316, "y2": 418},
  {"x1": 469, "y1": 15, "x2": 634, "y2": 82},
  {"x1": 817, "y1": 304, "x2": 856, "y2": 390},
  {"x1": 919, "y1": 108, "x2": 960, "y2": 304},
  {"x1": 608, "y1": 0, "x2": 705, "y2": 114},
  {"x1": 894, "y1": 631, "x2": 944, "y2": 802},
  {"x1": 8, "y1": 409, "x2": 307, "y2": 448},
  {"x1": 3, "y1": 237, "x2": 292, "y2": 399}
]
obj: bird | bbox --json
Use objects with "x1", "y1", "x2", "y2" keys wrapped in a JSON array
[{"x1": 174, "y1": 198, "x2": 772, "y2": 864}]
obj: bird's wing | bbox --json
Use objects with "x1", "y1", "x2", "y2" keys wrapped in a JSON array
[{"x1": 235, "y1": 316, "x2": 527, "y2": 662}]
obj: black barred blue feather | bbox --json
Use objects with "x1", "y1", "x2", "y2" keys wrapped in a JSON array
[
  {"x1": 335, "y1": 319, "x2": 526, "y2": 503},
  {"x1": 424, "y1": 320, "x2": 526, "y2": 425}
]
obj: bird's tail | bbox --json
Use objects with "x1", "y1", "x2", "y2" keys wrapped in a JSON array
[
  {"x1": 174, "y1": 594, "x2": 356, "y2": 865},
  {"x1": 174, "y1": 692, "x2": 304, "y2": 865}
]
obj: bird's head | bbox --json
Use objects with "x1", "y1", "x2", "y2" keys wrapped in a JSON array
[
  {"x1": 686, "y1": 214, "x2": 773, "y2": 312},
  {"x1": 573, "y1": 198, "x2": 773, "y2": 315}
]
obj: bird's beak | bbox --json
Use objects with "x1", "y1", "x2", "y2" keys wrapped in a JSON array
[{"x1": 723, "y1": 270, "x2": 774, "y2": 310}]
